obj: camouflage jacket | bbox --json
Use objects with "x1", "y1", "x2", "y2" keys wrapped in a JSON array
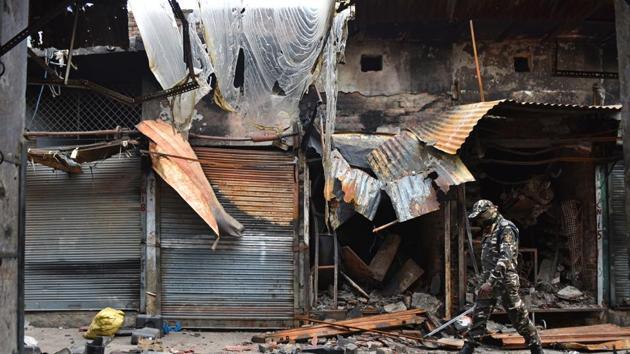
[{"x1": 480, "y1": 215, "x2": 519, "y2": 287}]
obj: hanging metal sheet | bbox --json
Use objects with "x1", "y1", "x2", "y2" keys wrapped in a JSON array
[
  {"x1": 25, "y1": 156, "x2": 142, "y2": 310},
  {"x1": 408, "y1": 100, "x2": 622, "y2": 155},
  {"x1": 609, "y1": 162, "x2": 630, "y2": 307},
  {"x1": 366, "y1": 130, "x2": 474, "y2": 221},
  {"x1": 160, "y1": 147, "x2": 297, "y2": 328},
  {"x1": 325, "y1": 150, "x2": 382, "y2": 222}
]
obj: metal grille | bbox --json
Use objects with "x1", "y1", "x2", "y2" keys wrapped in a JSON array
[
  {"x1": 609, "y1": 162, "x2": 630, "y2": 306},
  {"x1": 26, "y1": 84, "x2": 141, "y2": 132},
  {"x1": 159, "y1": 147, "x2": 298, "y2": 329}
]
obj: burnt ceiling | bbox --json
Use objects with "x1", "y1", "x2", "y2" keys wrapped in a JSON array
[
  {"x1": 354, "y1": 0, "x2": 616, "y2": 42},
  {"x1": 29, "y1": 0, "x2": 129, "y2": 50}
]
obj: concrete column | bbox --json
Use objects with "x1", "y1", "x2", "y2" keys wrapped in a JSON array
[{"x1": 0, "y1": 0, "x2": 28, "y2": 353}]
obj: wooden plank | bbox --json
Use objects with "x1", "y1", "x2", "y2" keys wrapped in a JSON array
[
  {"x1": 260, "y1": 310, "x2": 425, "y2": 342},
  {"x1": 368, "y1": 234, "x2": 401, "y2": 282},
  {"x1": 491, "y1": 324, "x2": 622, "y2": 339},
  {"x1": 457, "y1": 187, "x2": 466, "y2": 311},
  {"x1": 145, "y1": 170, "x2": 160, "y2": 316},
  {"x1": 340, "y1": 271, "x2": 370, "y2": 298},
  {"x1": 342, "y1": 246, "x2": 374, "y2": 283},
  {"x1": 444, "y1": 202, "x2": 452, "y2": 318},
  {"x1": 383, "y1": 259, "x2": 424, "y2": 296}
]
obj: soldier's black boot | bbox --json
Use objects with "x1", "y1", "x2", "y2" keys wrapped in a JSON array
[
  {"x1": 529, "y1": 344, "x2": 544, "y2": 354},
  {"x1": 459, "y1": 340, "x2": 476, "y2": 354}
]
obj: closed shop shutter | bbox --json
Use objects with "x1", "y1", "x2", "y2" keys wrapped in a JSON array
[
  {"x1": 159, "y1": 147, "x2": 297, "y2": 328},
  {"x1": 25, "y1": 156, "x2": 142, "y2": 310},
  {"x1": 609, "y1": 161, "x2": 630, "y2": 307}
]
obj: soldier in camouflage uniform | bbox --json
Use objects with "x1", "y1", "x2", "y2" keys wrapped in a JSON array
[{"x1": 460, "y1": 200, "x2": 543, "y2": 354}]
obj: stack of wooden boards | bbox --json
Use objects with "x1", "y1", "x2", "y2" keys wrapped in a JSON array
[
  {"x1": 254, "y1": 309, "x2": 425, "y2": 343},
  {"x1": 491, "y1": 323, "x2": 630, "y2": 351}
]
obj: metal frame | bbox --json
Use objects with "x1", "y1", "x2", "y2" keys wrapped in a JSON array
[{"x1": 3, "y1": 0, "x2": 200, "y2": 105}]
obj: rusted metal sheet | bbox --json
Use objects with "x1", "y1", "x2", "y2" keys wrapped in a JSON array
[
  {"x1": 367, "y1": 130, "x2": 433, "y2": 182},
  {"x1": 25, "y1": 156, "x2": 142, "y2": 310},
  {"x1": 408, "y1": 100, "x2": 623, "y2": 155},
  {"x1": 27, "y1": 139, "x2": 137, "y2": 173},
  {"x1": 408, "y1": 101, "x2": 500, "y2": 155},
  {"x1": 383, "y1": 175, "x2": 440, "y2": 222},
  {"x1": 160, "y1": 147, "x2": 297, "y2": 329},
  {"x1": 326, "y1": 150, "x2": 382, "y2": 222},
  {"x1": 332, "y1": 133, "x2": 393, "y2": 169},
  {"x1": 138, "y1": 120, "x2": 243, "y2": 241},
  {"x1": 367, "y1": 130, "x2": 473, "y2": 220}
]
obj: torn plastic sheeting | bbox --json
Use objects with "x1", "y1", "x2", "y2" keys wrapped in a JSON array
[
  {"x1": 199, "y1": 0, "x2": 335, "y2": 130},
  {"x1": 128, "y1": 0, "x2": 212, "y2": 131},
  {"x1": 383, "y1": 175, "x2": 440, "y2": 223},
  {"x1": 138, "y1": 120, "x2": 243, "y2": 246},
  {"x1": 326, "y1": 150, "x2": 382, "y2": 225},
  {"x1": 319, "y1": 7, "x2": 353, "y2": 227}
]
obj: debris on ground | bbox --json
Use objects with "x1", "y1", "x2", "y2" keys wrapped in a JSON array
[
  {"x1": 556, "y1": 285, "x2": 584, "y2": 301},
  {"x1": 491, "y1": 323, "x2": 630, "y2": 350},
  {"x1": 410, "y1": 292, "x2": 442, "y2": 313}
]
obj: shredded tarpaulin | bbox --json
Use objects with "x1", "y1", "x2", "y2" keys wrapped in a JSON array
[
  {"x1": 137, "y1": 120, "x2": 243, "y2": 248},
  {"x1": 199, "y1": 0, "x2": 335, "y2": 129},
  {"x1": 128, "y1": 0, "x2": 212, "y2": 131},
  {"x1": 319, "y1": 7, "x2": 353, "y2": 227}
]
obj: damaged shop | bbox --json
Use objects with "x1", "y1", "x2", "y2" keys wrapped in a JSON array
[{"x1": 3, "y1": 0, "x2": 630, "y2": 352}]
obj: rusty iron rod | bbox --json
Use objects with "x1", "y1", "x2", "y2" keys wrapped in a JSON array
[
  {"x1": 139, "y1": 149, "x2": 199, "y2": 162},
  {"x1": 469, "y1": 20, "x2": 485, "y2": 102},
  {"x1": 24, "y1": 128, "x2": 134, "y2": 138},
  {"x1": 373, "y1": 220, "x2": 399, "y2": 233},
  {"x1": 189, "y1": 132, "x2": 297, "y2": 142}
]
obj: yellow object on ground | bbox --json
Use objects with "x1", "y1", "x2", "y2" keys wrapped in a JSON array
[{"x1": 84, "y1": 307, "x2": 125, "y2": 339}]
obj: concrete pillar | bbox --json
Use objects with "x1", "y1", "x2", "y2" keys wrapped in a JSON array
[{"x1": 0, "y1": 0, "x2": 28, "y2": 353}]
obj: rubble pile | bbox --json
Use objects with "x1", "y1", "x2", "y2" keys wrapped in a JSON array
[{"x1": 256, "y1": 332, "x2": 451, "y2": 354}]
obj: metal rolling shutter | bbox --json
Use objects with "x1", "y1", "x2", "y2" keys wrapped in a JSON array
[
  {"x1": 25, "y1": 156, "x2": 142, "y2": 310},
  {"x1": 159, "y1": 147, "x2": 297, "y2": 328},
  {"x1": 610, "y1": 162, "x2": 630, "y2": 306}
]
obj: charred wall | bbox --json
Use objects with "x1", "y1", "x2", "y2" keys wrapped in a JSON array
[{"x1": 335, "y1": 36, "x2": 620, "y2": 133}]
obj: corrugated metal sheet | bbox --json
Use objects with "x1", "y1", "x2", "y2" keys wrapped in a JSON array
[
  {"x1": 408, "y1": 100, "x2": 623, "y2": 155},
  {"x1": 383, "y1": 175, "x2": 439, "y2": 222},
  {"x1": 367, "y1": 130, "x2": 433, "y2": 182},
  {"x1": 367, "y1": 129, "x2": 474, "y2": 221},
  {"x1": 609, "y1": 162, "x2": 630, "y2": 306},
  {"x1": 25, "y1": 156, "x2": 142, "y2": 310},
  {"x1": 160, "y1": 147, "x2": 297, "y2": 328},
  {"x1": 326, "y1": 150, "x2": 382, "y2": 222}
]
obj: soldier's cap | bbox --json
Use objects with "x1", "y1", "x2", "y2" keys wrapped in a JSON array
[{"x1": 468, "y1": 199, "x2": 496, "y2": 219}]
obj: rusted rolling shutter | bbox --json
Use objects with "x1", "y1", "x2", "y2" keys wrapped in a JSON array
[
  {"x1": 609, "y1": 162, "x2": 630, "y2": 307},
  {"x1": 25, "y1": 156, "x2": 142, "y2": 310},
  {"x1": 159, "y1": 147, "x2": 298, "y2": 328}
]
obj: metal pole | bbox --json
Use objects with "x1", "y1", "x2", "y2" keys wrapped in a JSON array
[
  {"x1": 469, "y1": 20, "x2": 485, "y2": 102},
  {"x1": 64, "y1": 0, "x2": 80, "y2": 85}
]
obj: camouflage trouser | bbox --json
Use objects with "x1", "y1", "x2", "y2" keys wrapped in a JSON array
[{"x1": 466, "y1": 272, "x2": 541, "y2": 346}]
